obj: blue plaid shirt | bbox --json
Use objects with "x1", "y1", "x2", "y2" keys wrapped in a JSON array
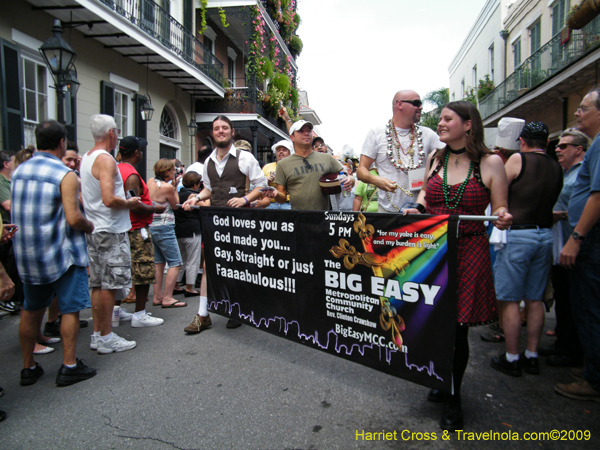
[{"x1": 11, "y1": 152, "x2": 88, "y2": 284}]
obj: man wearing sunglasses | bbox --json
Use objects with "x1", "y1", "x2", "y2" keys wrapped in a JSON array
[
  {"x1": 358, "y1": 90, "x2": 442, "y2": 213},
  {"x1": 265, "y1": 120, "x2": 353, "y2": 210},
  {"x1": 540, "y1": 129, "x2": 587, "y2": 371},
  {"x1": 556, "y1": 87, "x2": 600, "y2": 402}
]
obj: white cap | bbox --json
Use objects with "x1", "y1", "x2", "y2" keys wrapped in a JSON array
[
  {"x1": 289, "y1": 120, "x2": 313, "y2": 135},
  {"x1": 271, "y1": 140, "x2": 294, "y2": 155},
  {"x1": 495, "y1": 117, "x2": 525, "y2": 150}
]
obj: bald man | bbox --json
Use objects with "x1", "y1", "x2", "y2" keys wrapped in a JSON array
[{"x1": 357, "y1": 90, "x2": 442, "y2": 213}]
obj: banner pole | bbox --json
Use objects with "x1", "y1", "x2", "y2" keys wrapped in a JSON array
[{"x1": 457, "y1": 215, "x2": 498, "y2": 221}]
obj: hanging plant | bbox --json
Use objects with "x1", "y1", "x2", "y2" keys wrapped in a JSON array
[
  {"x1": 218, "y1": 7, "x2": 230, "y2": 28},
  {"x1": 198, "y1": 0, "x2": 208, "y2": 35},
  {"x1": 289, "y1": 35, "x2": 303, "y2": 57},
  {"x1": 270, "y1": 73, "x2": 290, "y2": 97}
]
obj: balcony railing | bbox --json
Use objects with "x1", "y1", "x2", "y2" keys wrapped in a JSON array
[
  {"x1": 97, "y1": 0, "x2": 223, "y2": 85},
  {"x1": 198, "y1": 84, "x2": 287, "y2": 133},
  {"x1": 479, "y1": 15, "x2": 600, "y2": 120}
]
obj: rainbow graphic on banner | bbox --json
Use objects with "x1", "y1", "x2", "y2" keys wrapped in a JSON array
[{"x1": 330, "y1": 214, "x2": 450, "y2": 350}]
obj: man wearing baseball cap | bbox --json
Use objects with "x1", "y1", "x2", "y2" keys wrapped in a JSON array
[
  {"x1": 491, "y1": 121, "x2": 563, "y2": 378},
  {"x1": 260, "y1": 139, "x2": 294, "y2": 209},
  {"x1": 265, "y1": 120, "x2": 354, "y2": 210},
  {"x1": 117, "y1": 136, "x2": 166, "y2": 328}
]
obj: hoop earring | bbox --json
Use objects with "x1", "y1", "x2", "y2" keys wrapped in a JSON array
[{"x1": 466, "y1": 130, "x2": 470, "y2": 138}]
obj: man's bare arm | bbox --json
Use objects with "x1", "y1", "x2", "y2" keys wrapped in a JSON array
[{"x1": 60, "y1": 172, "x2": 94, "y2": 233}]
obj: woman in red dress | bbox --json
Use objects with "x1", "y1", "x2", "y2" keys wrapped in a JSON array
[{"x1": 406, "y1": 101, "x2": 512, "y2": 430}]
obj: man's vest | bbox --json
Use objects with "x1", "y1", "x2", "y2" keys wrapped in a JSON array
[{"x1": 207, "y1": 150, "x2": 246, "y2": 207}]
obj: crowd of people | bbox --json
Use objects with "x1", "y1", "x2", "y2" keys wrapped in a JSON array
[{"x1": 0, "y1": 87, "x2": 599, "y2": 432}]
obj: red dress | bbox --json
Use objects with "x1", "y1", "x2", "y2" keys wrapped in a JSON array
[{"x1": 425, "y1": 162, "x2": 498, "y2": 326}]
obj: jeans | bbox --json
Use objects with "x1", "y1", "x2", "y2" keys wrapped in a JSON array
[{"x1": 569, "y1": 225, "x2": 600, "y2": 391}]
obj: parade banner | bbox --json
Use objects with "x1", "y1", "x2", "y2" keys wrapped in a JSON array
[{"x1": 201, "y1": 207, "x2": 459, "y2": 391}]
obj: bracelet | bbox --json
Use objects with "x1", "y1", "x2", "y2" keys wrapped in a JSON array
[
  {"x1": 243, "y1": 196, "x2": 249, "y2": 205},
  {"x1": 195, "y1": 194, "x2": 201, "y2": 201},
  {"x1": 286, "y1": 119, "x2": 292, "y2": 122},
  {"x1": 415, "y1": 203, "x2": 426, "y2": 214}
]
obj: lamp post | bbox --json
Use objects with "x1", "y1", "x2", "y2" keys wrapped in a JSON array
[{"x1": 39, "y1": 19, "x2": 79, "y2": 125}]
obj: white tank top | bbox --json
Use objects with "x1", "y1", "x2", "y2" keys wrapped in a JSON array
[{"x1": 80, "y1": 149, "x2": 131, "y2": 234}]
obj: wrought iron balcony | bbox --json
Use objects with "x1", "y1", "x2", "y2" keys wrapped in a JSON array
[
  {"x1": 198, "y1": 79, "x2": 287, "y2": 133},
  {"x1": 479, "y1": 15, "x2": 600, "y2": 120},
  {"x1": 97, "y1": 0, "x2": 223, "y2": 85}
]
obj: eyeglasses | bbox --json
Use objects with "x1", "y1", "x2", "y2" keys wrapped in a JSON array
[
  {"x1": 313, "y1": 143, "x2": 326, "y2": 149},
  {"x1": 302, "y1": 158, "x2": 313, "y2": 172},
  {"x1": 576, "y1": 105, "x2": 596, "y2": 113},
  {"x1": 398, "y1": 99, "x2": 423, "y2": 108},
  {"x1": 557, "y1": 143, "x2": 578, "y2": 150},
  {"x1": 112, "y1": 128, "x2": 121, "y2": 136}
]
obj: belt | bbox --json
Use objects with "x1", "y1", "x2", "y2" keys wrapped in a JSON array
[{"x1": 510, "y1": 225, "x2": 551, "y2": 230}]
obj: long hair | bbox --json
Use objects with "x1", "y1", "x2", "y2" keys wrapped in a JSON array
[{"x1": 436, "y1": 101, "x2": 491, "y2": 163}]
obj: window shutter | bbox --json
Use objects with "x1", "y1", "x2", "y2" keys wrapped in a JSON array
[
  {"x1": 100, "y1": 80, "x2": 115, "y2": 116},
  {"x1": 1, "y1": 39, "x2": 24, "y2": 151},
  {"x1": 134, "y1": 93, "x2": 147, "y2": 181}
]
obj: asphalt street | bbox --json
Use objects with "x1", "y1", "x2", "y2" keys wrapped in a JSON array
[{"x1": 0, "y1": 297, "x2": 598, "y2": 450}]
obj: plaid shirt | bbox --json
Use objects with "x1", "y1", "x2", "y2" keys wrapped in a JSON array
[{"x1": 11, "y1": 152, "x2": 88, "y2": 284}]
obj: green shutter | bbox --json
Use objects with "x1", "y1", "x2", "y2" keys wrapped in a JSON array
[{"x1": 1, "y1": 39, "x2": 24, "y2": 151}]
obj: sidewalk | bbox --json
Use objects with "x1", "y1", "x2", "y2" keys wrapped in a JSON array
[{"x1": 0, "y1": 303, "x2": 597, "y2": 450}]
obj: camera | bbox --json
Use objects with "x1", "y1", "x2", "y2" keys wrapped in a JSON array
[{"x1": 175, "y1": 167, "x2": 184, "y2": 175}]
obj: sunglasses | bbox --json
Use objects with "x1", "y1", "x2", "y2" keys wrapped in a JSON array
[
  {"x1": 398, "y1": 100, "x2": 423, "y2": 108},
  {"x1": 557, "y1": 143, "x2": 578, "y2": 150},
  {"x1": 303, "y1": 158, "x2": 313, "y2": 172}
]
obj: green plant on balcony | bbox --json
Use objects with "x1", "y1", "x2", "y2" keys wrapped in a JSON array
[
  {"x1": 289, "y1": 35, "x2": 303, "y2": 58},
  {"x1": 464, "y1": 87, "x2": 477, "y2": 106},
  {"x1": 476, "y1": 75, "x2": 494, "y2": 101},
  {"x1": 198, "y1": 0, "x2": 230, "y2": 34}
]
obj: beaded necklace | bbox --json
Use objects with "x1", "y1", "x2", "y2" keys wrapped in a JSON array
[
  {"x1": 442, "y1": 151, "x2": 473, "y2": 210},
  {"x1": 385, "y1": 120, "x2": 425, "y2": 172}
]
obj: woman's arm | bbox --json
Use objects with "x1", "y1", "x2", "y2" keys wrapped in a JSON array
[{"x1": 482, "y1": 154, "x2": 512, "y2": 229}]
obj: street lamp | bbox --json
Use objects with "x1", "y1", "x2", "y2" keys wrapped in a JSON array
[
  {"x1": 39, "y1": 19, "x2": 78, "y2": 124},
  {"x1": 140, "y1": 94, "x2": 154, "y2": 121}
]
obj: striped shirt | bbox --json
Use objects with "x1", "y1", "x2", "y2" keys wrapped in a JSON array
[{"x1": 11, "y1": 152, "x2": 88, "y2": 284}]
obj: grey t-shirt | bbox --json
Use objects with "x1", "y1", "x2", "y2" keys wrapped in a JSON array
[{"x1": 275, "y1": 151, "x2": 343, "y2": 210}]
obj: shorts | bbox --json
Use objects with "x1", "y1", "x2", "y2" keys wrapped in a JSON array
[
  {"x1": 150, "y1": 224, "x2": 183, "y2": 267},
  {"x1": 86, "y1": 232, "x2": 132, "y2": 290},
  {"x1": 494, "y1": 228, "x2": 553, "y2": 301},
  {"x1": 23, "y1": 265, "x2": 91, "y2": 314},
  {"x1": 128, "y1": 226, "x2": 156, "y2": 285}
]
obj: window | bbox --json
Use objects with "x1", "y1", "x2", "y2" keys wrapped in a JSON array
[
  {"x1": 530, "y1": 21, "x2": 541, "y2": 54},
  {"x1": 227, "y1": 57, "x2": 235, "y2": 87},
  {"x1": 552, "y1": 0, "x2": 570, "y2": 36},
  {"x1": 22, "y1": 57, "x2": 47, "y2": 124},
  {"x1": 227, "y1": 47, "x2": 237, "y2": 87},
  {"x1": 513, "y1": 38, "x2": 521, "y2": 69},
  {"x1": 460, "y1": 79, "x2": 465, "y2": 99},
  {"x1": 489, "y1": 44, "x2": 495, "y2": 82},
  {"x1": 22, "y1": 56, "x2": 49, "y2": 147},
  {"x1": 472, "y1": 65, "x2": 477, "y2": 88},
  {"x1": 452, "y1": 92, "x2": 455, "y2": 102},
  {"x1": 114, "y1": 89, "x2": 131, "y2": 138},
  {"x1": 160, "y1": 106, "x2": 179, "y2": 140}
]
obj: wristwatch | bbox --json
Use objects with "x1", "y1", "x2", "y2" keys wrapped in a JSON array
[{"x1": 572, "y1": 231, "x2": 585, "y2": 241}]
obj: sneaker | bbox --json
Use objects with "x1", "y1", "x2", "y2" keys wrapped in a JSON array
[
  {"x1": 184, "y1": 314, "x2": 212, "y2": 334},
  {"x1": 0, "y1": 301, "x2": 19, "y2": 314},
  {"x1": 90, "y1": 334, "x2": 99, "y2": 350},
  {"x1": 491, "y1": 353, "x2": 522, "y2": 377},
  {"x1": 20, "y1": 362, "x2": 44, "y2": 386},
  {"x1": 56, "y1": 359, "x2": 97, "y2": 387},
  {"x1": 555, "y1": 379, "x2": 600, "y2": 402},
  {"x1": 131, "y1": 312, "x2": 164, "y2": 328},
  {"x1": 44, "y1": 319, "x2": 62, "y2": 337},
  {"x1": 519, "y1": 352, "x2": 540, "y2": 375},
  {"x1": 119, "y1": 308, "x2": 133, "y2": 322},
  {"x1": 97, "y1": 333, "x2": 136, "y2": 354}
]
